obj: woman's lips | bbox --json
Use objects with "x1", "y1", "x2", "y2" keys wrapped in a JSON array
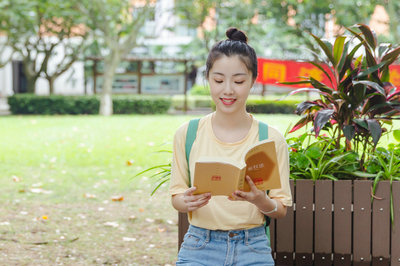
[{"x1": 220, "y1": 98, "x2": 236, "y2": 105}]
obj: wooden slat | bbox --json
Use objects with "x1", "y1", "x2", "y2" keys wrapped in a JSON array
[
  {"x1": 372, "y1": 181, "x2": 391, "y2": 265},
  {"x1": 275, "y1": 180, "x2": 295, "y2": 265},
  {"x1": 392, "y1": 181, "x2": 400, "y2": 265},
  {"x1": 353, "y1": 180, "x2": 372, "y2": 266},
  {"x1": 178, "y1": 212, "x2": 189, "y2": 251},
  {"x1": 333, "y1": 180, "x2": 352, "y2": 265},
  {"x1": 269, "y1": 218, "x2": 275, "y2": 257},
  {"x1": 314, "y1": 180, "x2": 333, "y2": 265},
  {"x1": 295, "y1": 179, "x2": 313, "y2": 265}
]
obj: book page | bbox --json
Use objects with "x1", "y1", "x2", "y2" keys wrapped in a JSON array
[
  {"x1": 243, "y1": 140, "x2": 282, "y2": 191},
  {"x1": 193, "y1": 160, "x2": 245, "y2": 196}
]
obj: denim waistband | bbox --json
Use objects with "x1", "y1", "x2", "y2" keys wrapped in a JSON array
[{"x1": 187, "y1": 224, "x2": 266, "y2": 241}]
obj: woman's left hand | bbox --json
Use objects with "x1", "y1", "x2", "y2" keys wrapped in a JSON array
[{"x1": 230, "y1": 175, "x2": 267, "y2": 205}]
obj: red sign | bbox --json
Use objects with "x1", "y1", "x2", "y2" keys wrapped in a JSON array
[{"x1": 257, "y1": 58, "x2": 400, "y2": 88}]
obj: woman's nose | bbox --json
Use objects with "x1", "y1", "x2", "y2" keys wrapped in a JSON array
[{"x1": 223, "y1": 82, "x2": 234, "y2": 94}]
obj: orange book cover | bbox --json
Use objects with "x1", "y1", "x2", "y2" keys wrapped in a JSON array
[{"x1": 193, "y1": 139, "x2": 282, "y2": 196}]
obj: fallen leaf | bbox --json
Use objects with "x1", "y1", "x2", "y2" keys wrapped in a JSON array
[
  {"x1": 111, "y1": 195, "x2": 124, "y2": 202},
  {"x1": 41, "y1": 215, "x2": 48, "y2": 220},
  {"x1": 126, "y1": 160, "x2": 134, "y2": 166},
  {"x1": 139, "y1": 208, "x2": 145, "y2": 213},
  {"x1": 30, "y1": 188, "x2": 53, "y2": 194},
  {"x1": 128, "y1": 215, "x2": 136, "y2": 221},
  {"x1": 18, "y1": 188, "x2": 26, "y2": 193},
  {"x1": 157, "y1": 226, "x2": 166, "y2": 233},
  {"x1": 145, "y1": 218, "x2": 155, "y2": 223},
  {"x1": 12, "y1": 176, "x2": 21, "y2": 182},
  {"x1": 104, "y1": 222, "x2": 119, "y2": 228},
  {"x1": 122, "y1": 237, "x2": 136, "y2": 242},
  {"x1": 83, "y1": 193, "x2": 97, "y2": 199}
]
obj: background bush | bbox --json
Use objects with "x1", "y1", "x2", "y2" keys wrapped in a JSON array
[
  {"x1": 246, "y1": 99, "x2": 299, "y2": 114},
  {"x1": 8, "y1": 94, "x2": 171, "y2": 115},
  {"x1": 189, "y1": 84, "x2": 210, "y2": 96}
]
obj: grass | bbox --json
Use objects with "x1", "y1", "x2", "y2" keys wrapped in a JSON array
[{"x1": 0, "y1": 114, "x2": 398, "y2": 265}]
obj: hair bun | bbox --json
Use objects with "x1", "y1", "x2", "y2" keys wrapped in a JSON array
[{"x1": 226, "y1": 27, "x2": 248, "y2": 43}]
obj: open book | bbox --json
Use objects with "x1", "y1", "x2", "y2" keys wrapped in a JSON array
[{"x1": 193, "y1": 139, "x2": 282, "y2": 196}]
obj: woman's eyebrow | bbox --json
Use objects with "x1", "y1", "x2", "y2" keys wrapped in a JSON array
[{"x1": 211, "y1": 72, "x2": 247, "y2": 76}]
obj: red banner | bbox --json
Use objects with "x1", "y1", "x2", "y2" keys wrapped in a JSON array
[{"x1": 256, "y1": 58, "x2": 400, "y2": 88}]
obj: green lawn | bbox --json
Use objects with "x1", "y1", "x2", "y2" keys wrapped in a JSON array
[{"x1": 0, "y1": 114, "x2": 398, "y2": 265}]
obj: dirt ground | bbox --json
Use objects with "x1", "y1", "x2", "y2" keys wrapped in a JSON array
[{"x1": 0, "y1": 189, "x2": 179, "y2": 265}]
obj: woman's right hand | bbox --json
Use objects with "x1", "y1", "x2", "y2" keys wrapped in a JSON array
[{"x1": 172, "y1": 187, "x2": 211, "y2": 212}]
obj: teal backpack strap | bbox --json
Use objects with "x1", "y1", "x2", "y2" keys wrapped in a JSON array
[
  {"x1": 258, "y1": 121, "x2": 272, "y2": 235},
  {"x1": 258, "y1": 121, "x2": 268, "y2": 141},
  {"x1": 185, "y1": 118, "x2": 200, "y2": 187}
]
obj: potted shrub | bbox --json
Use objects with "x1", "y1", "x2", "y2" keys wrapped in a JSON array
[{"x1": 275, "y1": 24, "x2": 400, "y2": 265}]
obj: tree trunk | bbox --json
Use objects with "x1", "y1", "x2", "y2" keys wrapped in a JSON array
[
  {"x1": 25, "y1": 75, "x2": 37, "y2": 94},
  {"x1": 99, "y1": 50, "x2": 120, "y2": 116},
  {"x1": 48, "y1": 77, "x2": 55, "y2": 95}
]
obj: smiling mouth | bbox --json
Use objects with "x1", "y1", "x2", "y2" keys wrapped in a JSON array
[{"x1": 220, "y1": 98, "x2": 237, "y2": 105}]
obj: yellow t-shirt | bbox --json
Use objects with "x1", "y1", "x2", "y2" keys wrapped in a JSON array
[{"x1": 169, "y1": 113, "x2": 292, "y2": 230}]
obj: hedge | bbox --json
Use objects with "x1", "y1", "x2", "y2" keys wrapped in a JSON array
[
  {"x1": 246, "y1": 99, "x2": 299, "y2": 114},
  {"x1": 7, "y1": 94, "x2": 172, "y2": 115}
]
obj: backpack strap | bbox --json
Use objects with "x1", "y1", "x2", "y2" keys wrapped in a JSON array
[
  {"x1": 258, "y1": 121, "x2": 272, "y2": 231},
  {"x1": 185, "y1": 118, "x2": 200, "y2": 187}
]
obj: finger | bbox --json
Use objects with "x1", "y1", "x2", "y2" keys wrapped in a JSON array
[
  {"x1": 184, "y1": 187, "x2": 198, "y2": 196},
  {"x1": 187, "y1": 197, "x2": 210, "y2": 210},
  {"x1": 246, "y1": 176, "x2": 258, "y2": 191},
  {"x1": 233, "y1": 190, "x2": 248, "y2": 201}
]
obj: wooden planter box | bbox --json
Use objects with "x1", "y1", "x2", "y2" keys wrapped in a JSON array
[{"x1": 178, "y1": 180, "x2": 400, "y2": 265}]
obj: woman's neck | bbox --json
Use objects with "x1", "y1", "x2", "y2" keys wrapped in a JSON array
[{"x1": 211, "y1": 109, "x2": 253, "y2": 142}]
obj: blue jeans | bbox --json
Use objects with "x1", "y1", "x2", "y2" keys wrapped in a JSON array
[{"x1": 176, "y1": 225, "x2": 274, "y2": 266}]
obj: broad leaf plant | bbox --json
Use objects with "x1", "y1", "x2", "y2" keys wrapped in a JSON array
[{"x1": 285, "y1": 24, "x2": 400, "y2": 170}]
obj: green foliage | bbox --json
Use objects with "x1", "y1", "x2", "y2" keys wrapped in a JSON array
[
  {"x1": 246, "y1": 99, "x2": 299, "y2": 114},
  {"x1": 8, "y1": 94, "x2": 100, "y2": 115},
  {"x1": 1, "y1": 0, "x2": 87, "y2": 93},
  {"x1": 190, "y1": 85, "x2": 210, "y2": 96},
  {"x1": 287, "y1": 24, "x2": 400, "y2": 168},
  {"x1": 287, "y1": 133, "x2": 361, "y2": 180},
  {"x1": 112, "y1": 95, "x2": 171, "y2": 114},
  {"x1": 8, "y1": 94, "x2": 171, "y2": 115}
]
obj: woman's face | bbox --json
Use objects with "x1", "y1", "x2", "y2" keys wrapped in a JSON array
[{"x1": 208, "y1": 55, "x2": 254, "y2": 115}]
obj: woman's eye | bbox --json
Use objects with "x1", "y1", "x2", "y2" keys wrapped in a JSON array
[
  {"x1": 215, "y1": 80, "x2": 223, "y2": 84},
  {"x1": 235, "y1": 81, "x2": 245, "y2": 84}
]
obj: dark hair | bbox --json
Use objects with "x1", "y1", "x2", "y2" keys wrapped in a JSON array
[{"x1": 205, "y1": 27, "x2": 257, "y2": 80}]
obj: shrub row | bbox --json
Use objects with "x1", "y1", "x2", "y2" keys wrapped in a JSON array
[
  {"x1": 246, "y1": 99, "x2": 299, "y2": 114},
  {"x1": 7, "y1": 94, "x2": 172, "y2": 115}
]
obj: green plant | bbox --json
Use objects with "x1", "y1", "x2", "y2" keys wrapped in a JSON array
[
  {"x1": 365, "y1": 133, "x2": 400, "y2": 223},
  {"x1": 7, "y1": 94, "x2": 172, "y2": 115},
  {"x1": 285, "y1": 24, "x2": 400, "y2": 169},
  {"x1": 190, "y1": 84, "x2": 210, "y2": 95},
  {"x1": 246, "y1": 99, "x2": 299, "y2": 114},
  {"x1": 287, "y1": 133, "x2": 360, "y2": 180},
  {"x1": 134, "y1": 150, "x2": 172, "y2": 195}
]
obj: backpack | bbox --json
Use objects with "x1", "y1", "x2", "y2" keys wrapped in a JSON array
[{"x1": 184, "y1": 118, "x2": 271, "y2": 239}]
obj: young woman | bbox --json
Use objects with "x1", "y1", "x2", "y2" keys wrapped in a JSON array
[{"x1": 169, "y1": 28, "x2": 292, "y2": 265}]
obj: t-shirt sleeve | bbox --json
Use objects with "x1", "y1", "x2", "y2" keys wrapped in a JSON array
[
  {"x1": 268, "y1": 128, "x2": 293, "y2": 207},
  {"x1": 169, "y1": 122, "x2": 190, "y2": 196}
]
